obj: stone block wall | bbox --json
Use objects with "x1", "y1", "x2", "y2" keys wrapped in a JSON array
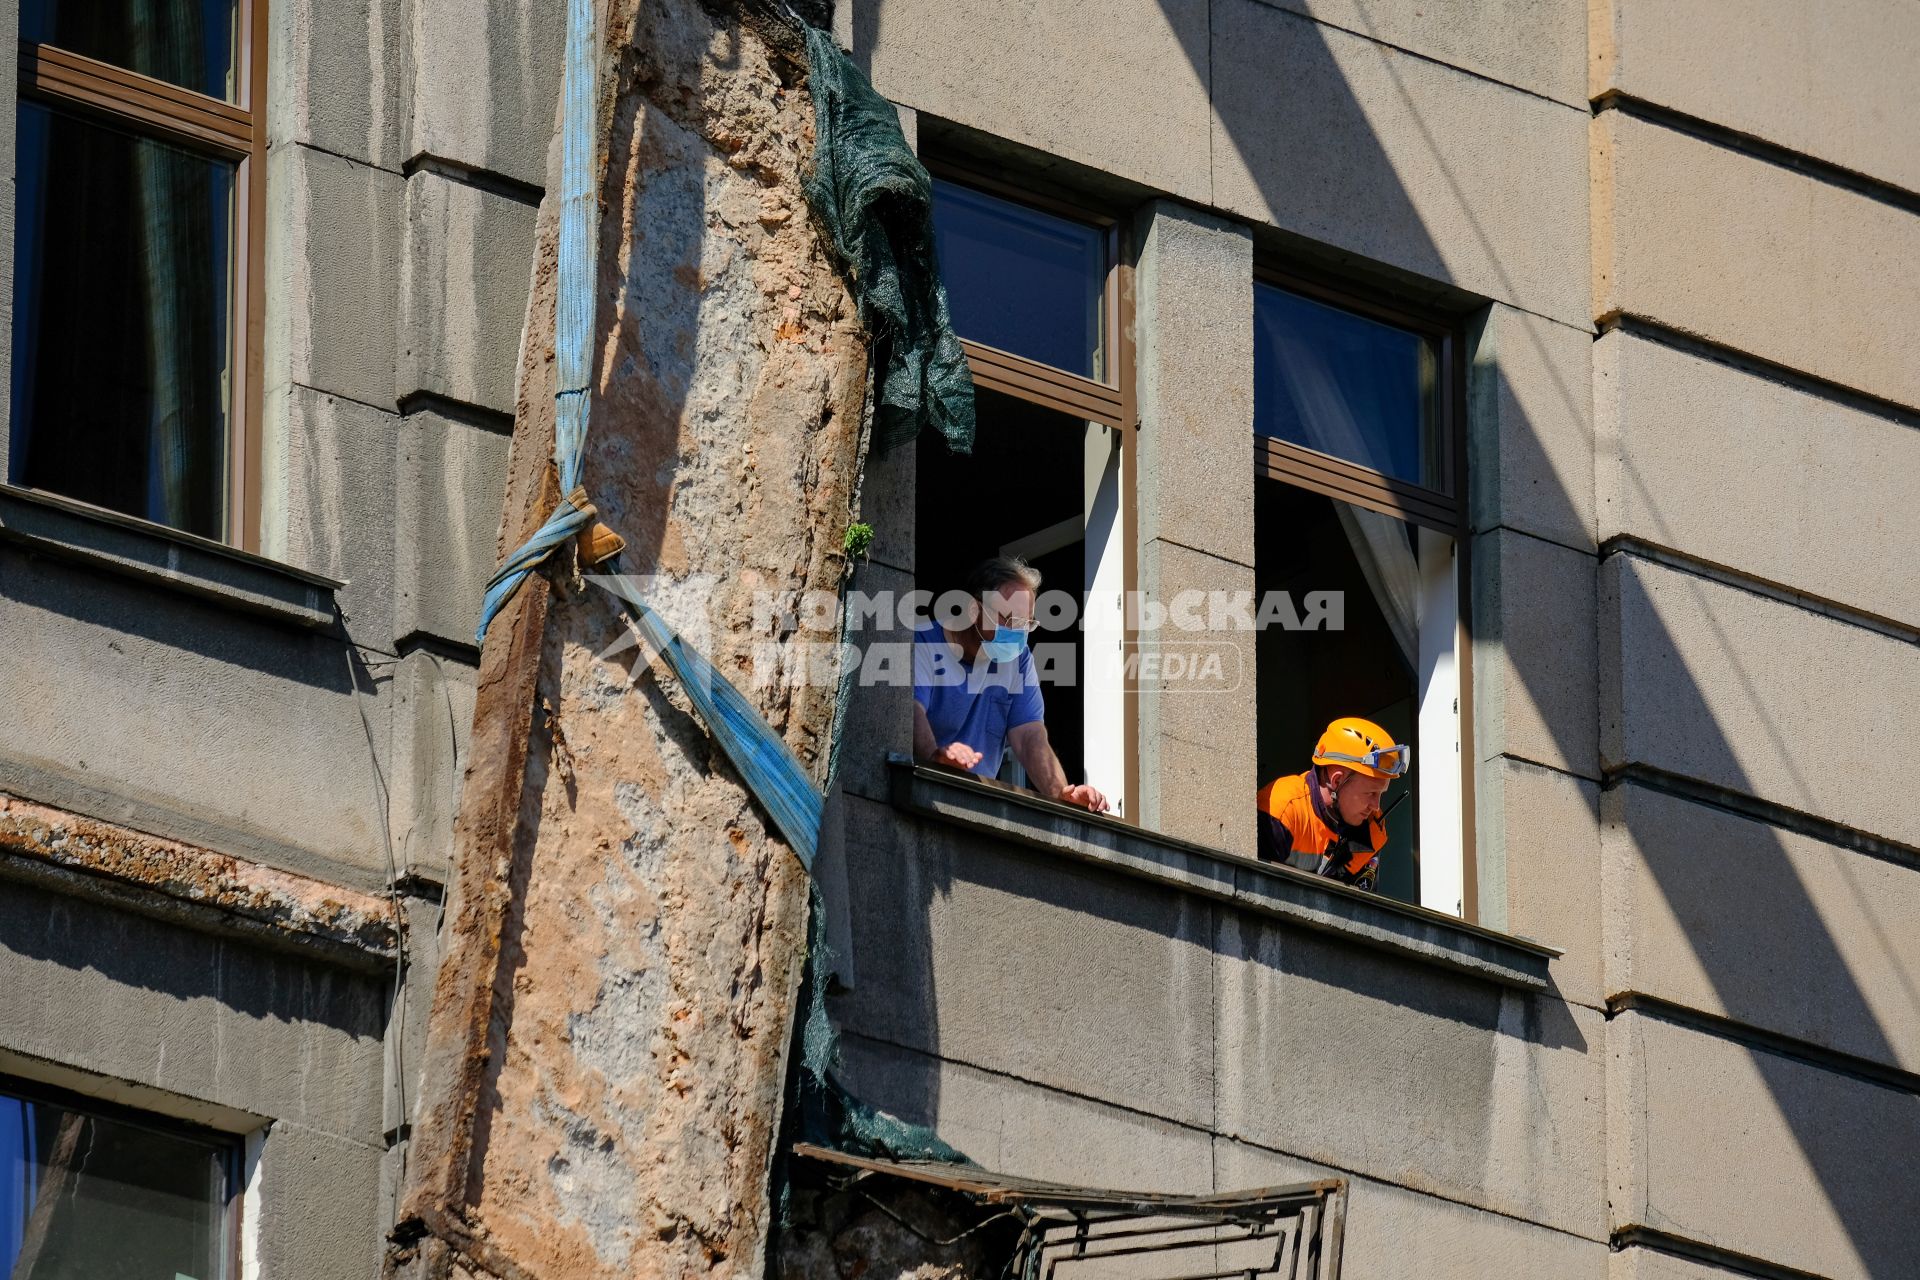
[
  {"x1": 1590, "y1": 8, "x2": 1920, "y2": 1275},
  {"x1": 832, "y1": 3, "x2": 1920, "y2": 1280},
  {"x1": 0, "y1": 0, "x2": 558, "y2": 1269}
]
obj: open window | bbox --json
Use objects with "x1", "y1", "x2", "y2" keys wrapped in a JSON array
[
  {"x1": 915, "y1": 171, "x2": 1132, "y2": 813},
  {"x1": 1253, "y1": 273, "x2": 1468, "y2": 915}
]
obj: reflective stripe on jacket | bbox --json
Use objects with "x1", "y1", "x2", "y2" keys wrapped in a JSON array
[{"x1": 1257, "y1": 769, "x2": 1384, "y2": 877}]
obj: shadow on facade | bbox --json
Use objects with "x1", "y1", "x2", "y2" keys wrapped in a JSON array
[{"x1": 0, "y1": 875, "x2": 386, "y2": 1036}]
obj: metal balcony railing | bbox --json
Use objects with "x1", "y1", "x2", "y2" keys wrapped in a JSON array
[{"x1": 793, "y1": 1144, "x2": 1347, "y2": 1280}]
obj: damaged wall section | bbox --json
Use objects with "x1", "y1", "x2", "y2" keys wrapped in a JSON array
[{"x1": 394, "y1": 1, "x2": 871, "y2": 1276}]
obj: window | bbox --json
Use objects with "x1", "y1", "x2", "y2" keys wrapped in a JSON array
[
  {"x1": 1253, "y1": 273, "x2": 1469, "y2": 916},
  {"x1": 11, "y1": 0, "x2": 267, "y2": 547},
  {"x1": 919, "y1": 171, "x2": 1133, "y2": 813},
  {"x1": 0, "y1": 1081, "x2": 239, "y2": 1278}
]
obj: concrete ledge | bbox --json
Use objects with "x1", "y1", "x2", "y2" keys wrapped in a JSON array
[
  {"x1": 0, "y1": 791, "x2": 398, "y2": 973},
  {"x1": 0, "y1": 484, "x2": 341, "y2": 630},
  {"x1": 887, "y1": 756, "x2": 1558, "y2": 991},
  {"x1": 1608, "y1": 1008, "x2": 1920, "y2": 1279},
  {"x1": 1594, "y1": 0, "x2": 1920, "y2": 198}
]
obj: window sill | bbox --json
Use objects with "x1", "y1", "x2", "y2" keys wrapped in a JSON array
[
  {"x1": 0, "y1": 485, "x2": 341, "y2": 630},
  {"x1": 886, "y1": 755, "x2": 1560, "y2": 992}
]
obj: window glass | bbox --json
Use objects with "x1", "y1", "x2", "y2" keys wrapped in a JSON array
[
  {"x1": 1255, "y1": 282, "x2": 1442, "y2": 493},
  {"x1": 931, "y1": 180, "x2": 1105, "y2": 380},
  {"x1": 22, "y1": 0, "x2": 240, "y2": 102},
  {"x1": 0, "y1": 1089, "x2": 233, "y2": 1279},
  {"x1": 11, "y1": 101, "x2": 236, "y2": 539}
]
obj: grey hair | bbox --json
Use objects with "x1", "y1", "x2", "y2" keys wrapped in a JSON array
[{"x1": 965, "y1": 555, "x2": 1042, "y2": 601}]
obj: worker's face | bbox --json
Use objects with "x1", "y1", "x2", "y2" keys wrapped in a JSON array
[{"x1": 1330, "y1": 769, "x2": 1389, "y2": 825}]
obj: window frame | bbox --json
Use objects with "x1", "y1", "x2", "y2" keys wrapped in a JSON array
[
  {"x1": 15, "y1": 0, "x2": 269, "y2": 552},
  {"x1": 1250, "y1": 263, "x2": 1478, "y2": 920},
  {"x1": 0, "y1": 1071, "x2": 245, "y2": 1277},
  {"x1": 1253, "y1": 264, "x2": 1463, "y2": 529},
  {"x1": 923, "y1": 160, "x2": 1142, "y2": 815}
]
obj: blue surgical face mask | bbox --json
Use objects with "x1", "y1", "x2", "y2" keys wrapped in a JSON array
[{"x1": 977, "y1": 624, "x2": 1029, "y2": 664}]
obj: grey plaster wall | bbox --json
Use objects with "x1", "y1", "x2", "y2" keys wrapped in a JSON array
[
  {"x1": 0, "y1": 0, "x2": 16, "y2": 464},
  {"x1": 0, "y1": 881, "x2": 388, "y2": 1278},
  {"x1": 0, "y1": 545, "x2": 391, "y2": 887},
  {"x1": 0, "y1": 0, "x2": 549, "y2": 1271},
  {"x1": 1609, "y1": 1009, "x2": 1920, "y2": 1280},
  {"x1": 1589, "y1": 7, "x2": 1920, "y2": 1277},
  {"x1": 1595, "y1": 329, "x2": 1920, "y2": 628},
  {"x1": 1, "y1": 1, "x2": 1912, "y2": 1277},
  {"x1": 1209, "y1": 0, "x2": 1589, "y2": 327},
  {"x1": 1132, "y1": 202, "x2": 1257, "y2": 852},
  {"x1": 406, "y1": 0, "x2": 564, "y2": 191},
  {"x1": 397, "y1": 171, "x2": 539, "y2": 416},
  {"x1": 836, "y1": 1035, "x2": 1614, "y2": 1279},
  {"x1": 1595, "y1": 0, "x2": 1920, "y2": 195},
  {"x1": 831, "y1": 792, "x2": 1608, "y2": 1256},
  {"x1": 833, "y1": 6, "x2": 1919, "y2": 1280},
  {"x1": 1604, "y1": 781, "x2": 1920, "y2": 1078},
  {"x1": 1600, "y1": 551, "x2": 1919, "y2": 848}
]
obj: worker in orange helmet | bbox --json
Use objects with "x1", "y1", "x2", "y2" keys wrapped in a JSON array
[{"x1": 1256, "y1": 717, "x2": 1411, "y2": 892}]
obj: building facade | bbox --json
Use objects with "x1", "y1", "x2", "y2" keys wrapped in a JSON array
[
  {"x1": 0, "y1": 1, "x2": 1915, "y2": 1278},
  {"x1": 0, "y1": 2, "x2": 550, "y2": 1275},
  {"x1": 822, "y1": 3, "x2": 1920, "y2": 1277}
]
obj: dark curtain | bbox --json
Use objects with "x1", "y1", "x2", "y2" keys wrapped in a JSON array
[{"x1": 13, "y1": 0, "x2": 230, "y2": 537}]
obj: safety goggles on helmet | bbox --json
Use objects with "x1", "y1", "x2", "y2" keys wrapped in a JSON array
[{"x1": 1317, "y1": 743, "x2": 1411, "y2": 778}]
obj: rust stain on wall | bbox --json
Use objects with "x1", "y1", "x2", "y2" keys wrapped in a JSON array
[
  {"x1": 0, "y1": 791, "x2": 398, "y2": 967},
  {"x1": 395, "y1": 2, "x2": 868, "y2": 1276}
]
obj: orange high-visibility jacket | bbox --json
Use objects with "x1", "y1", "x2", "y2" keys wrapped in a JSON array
[{"x1": 1257, "y1": 769, "x2": 1385, "y2": 877}]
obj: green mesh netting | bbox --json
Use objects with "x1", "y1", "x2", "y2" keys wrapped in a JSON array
[
  {"x1": 773, "y1": 25, "x2": 969, "y2": 1219},
  {"x1": 803, "y1": 25, "x2": 975, "y2": 457},
  {"x1": 788, "y1": 880, "x2": 966, "y2": 1163}
]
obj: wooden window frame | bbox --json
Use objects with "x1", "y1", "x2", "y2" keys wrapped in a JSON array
[
  {"x1": 16, "y1": 0, "x2": 269, "y2": 552},
  {"x1": 923, "y1": 161, "x2": 1143, "y2": 815},
  {"x1": 1251, "y1": 264, "x2": 1478, "y2": 921},
  {"x1": 0, "y1": 1072, "x2": 245, "y2": 1276},
  {"x1": 1253, "y1": 264, "x2": 1463, "y2": 533},
  {"x1": 926, "y1": 159, "x2": 1131, "y2": 427}
]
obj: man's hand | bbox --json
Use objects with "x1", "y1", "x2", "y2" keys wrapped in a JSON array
[
  {"x1": 1054, "y1": 782, "x2": 1110, "y2": 813},
  {"x1": 913, "y1": 704, "x2": 981, "y2": 773},
  {"x1": 929, "y1": 741, "x2": 983, "y2": 772}
]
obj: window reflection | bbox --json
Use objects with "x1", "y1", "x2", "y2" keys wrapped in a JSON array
[
  {"x1": 0, "y1": 1088, "x2": 233, "y2": 1279},
  {"x1": 10, "y1": 102, "x2": 236, "y2": 539},
  {"x1": 931, "y1": 180, "x2": 1105, "y2": 380},
  {"x1": 23, "y1": 0, "x2": 239, "y2": 102},
  {"x1": 1255, "y1": 283, "x2": 1442, "y2": 493}
]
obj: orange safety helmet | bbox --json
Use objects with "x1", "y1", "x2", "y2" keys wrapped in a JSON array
[{"x1": 1312, "y1": 717, "x2": 1411, "y2": 779}]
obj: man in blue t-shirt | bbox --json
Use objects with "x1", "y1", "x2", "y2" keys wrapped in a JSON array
[{"x1": 912, "y1": 556, "x2": 1110, "y2": 813}]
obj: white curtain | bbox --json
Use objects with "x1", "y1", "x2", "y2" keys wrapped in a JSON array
[{"x1": 1334, "y1": 502, "x2": 1419, "y2": 671}]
